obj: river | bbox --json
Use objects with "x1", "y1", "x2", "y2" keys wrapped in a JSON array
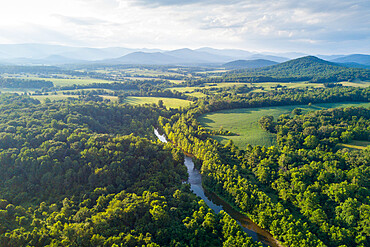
[{"x1": 154, "y1": 129, "x2": 282, "y2": 247}]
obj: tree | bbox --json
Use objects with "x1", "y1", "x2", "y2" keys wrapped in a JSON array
[
  {"x1": 303, "y1": 135, "x2": 319, "y2": 149},
  {"x1": 292, "y1": 108, "x2": 302, "y2": 115},
  {"x1": 258, "y1": 115, "x2": 275, "y2": 132},
  {"x1": 158, "y1": 99, "x2": 164, "y2": 108}
]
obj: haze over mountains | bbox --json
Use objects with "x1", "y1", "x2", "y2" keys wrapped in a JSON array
[
  {"x1": 0, "y1": 44, "x2": 369, "y2": 68},
  {"x1": 223, "y1": 59, "x2": 278, "y2": 69}
]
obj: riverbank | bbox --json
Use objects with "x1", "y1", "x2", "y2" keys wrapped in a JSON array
[
  {"x1": 154, "y1": 128, "x2": 283, "y2": 247},
  {"x1": 203, "y1": 184, "x2": 284, "y2": 247}
]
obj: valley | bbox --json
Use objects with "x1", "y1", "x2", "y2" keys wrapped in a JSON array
[
  {"x1": 0, "y1": 53, "x2": 369, "y2": 247},
  {"x1": 1, "y1": 0, "x2": 369, "y2": 246}
]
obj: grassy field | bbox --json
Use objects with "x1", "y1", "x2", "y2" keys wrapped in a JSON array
[
  {"x1": 340, "y1": 80, "x2": 370, "y2": 88},
  {"x1": 170, "y1": 81, "x2": 370, "y2": 98},
  {"x1": 170, "y1": 83, "x2": 246, "y2": 93},
  {"x1": 186, "y1": 91, "x2": 208, "y2": 98},
  {"x1": 50, "y1": 78, "x2": 113, "y2": 86},
  {"x1": 338, "y1": 140, "x2": 370, "y2": 150},
  {"x1": 100, "y1": 95, "x2": 119, "y2": 102},
  {"x1": 123, "y1": 96, "x2": 192, "y2": 109},
  {"x1": 198, "y1": 102, "x2": 370, "y2": 149}
]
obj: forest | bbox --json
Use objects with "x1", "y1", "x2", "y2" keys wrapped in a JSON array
[
  {"x1": 0, "y1": 61, "x2": 369, "y2": 247},
  {"x1": 188, "y1": 56, "x2": 370, "y2": 85},
  {"x1": 158, "y1": 87, "x2": 370, "y2": 247},
  {"x1": 0, "y1": 94, "x2": 260, "y2": 246},
  {"x1": 0, "y1": 78, "x2": 54, "y2": 89}
]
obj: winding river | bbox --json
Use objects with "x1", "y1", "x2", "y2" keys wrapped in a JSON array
[{"x1": 154, "y1": 129, "x2": 281, "y2": 247}]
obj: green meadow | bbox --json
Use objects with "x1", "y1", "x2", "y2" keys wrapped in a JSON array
[
  {"x1": 123, "y1": 96, "x2": 192, "y2": 109},
  {"x1": 49, "y1": 78, "x2": 113, "y2": 86},
  {"x1": 198, "y1": 102, "x2": 370, "y2": 149},
  {"x1": 340, "y1": 80, "x2": 370, "y2": 88}
]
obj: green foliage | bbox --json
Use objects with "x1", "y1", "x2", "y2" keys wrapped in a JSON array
[
  {"x1": 198, "y1": 100, "x2": 370, "y2": 149},
  {"x1": 272, "y1": 106, "x2": 370, "y2": 151},
  {"x1": 0, "y1": 78, "x2": 53, "y2": 88},
  {"x1": 258, "y1": 115, "x2": 275, "y2": 132},
  {"x1": 223, "y1": 56, "x2": 370, "y2": 83},
  {"x1": 159, "y1": 91, "x2": 370, "y2": 247},
  {"x1": 0, "y1": 94, "x2": 254, "y2": 246}
]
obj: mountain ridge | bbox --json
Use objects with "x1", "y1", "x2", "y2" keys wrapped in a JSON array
[
  {"x1": 223, "y1": 59, "x2": 278, "y2": 69},
  {"x1": 225, "y1": 56, "x2": 370, "y2": 82},
  {"x1": 331, "y1": 54, "x2": 370, "y2": 65},
  {"x1": 0, "y1": 44, "x2": 368, "y2": 66}
]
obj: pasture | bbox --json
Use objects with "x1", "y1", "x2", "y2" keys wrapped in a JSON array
[
  {"x1": 198, "y1": 102, "x2": 370, "y2": 149},
  {"x1": 123, "y1": 96, "x2": 192, "y2": 109}
]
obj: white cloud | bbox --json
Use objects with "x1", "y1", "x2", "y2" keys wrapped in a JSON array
[{"x1": 0, "y1": 0, "x2": 368, "y2": 53}]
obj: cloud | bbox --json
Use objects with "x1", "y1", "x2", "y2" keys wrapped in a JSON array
[
  {"x1": 0, "y1": 24, "x2": 83, "y2": 47},
  {"x1": 162, "y1": 0, "x2": 370, "y2": 52},
  {"x1": 128, "y1": 0, "x2": 244, "y2": 7},
  {"x1": 0, "y1": 0, "x2": 369, "y2": 53},
  {"x1": 53, "y1": 15, "x2": 112, "y2": 26}
]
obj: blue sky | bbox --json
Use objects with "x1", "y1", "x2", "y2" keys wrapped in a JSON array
[{"x1": 0, "y1": 0, "x2": 369, "y2": 54}]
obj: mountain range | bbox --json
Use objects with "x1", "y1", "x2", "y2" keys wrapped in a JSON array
[
  {"x1": 0, "y1": 44, "x2": 369, "y2": 67},
  {"x1": 223, "y1": 59, "x2": 278, "y2": 69},
  {"x1": 224, "y1": 56, "x2": 370, "y2": 83}
]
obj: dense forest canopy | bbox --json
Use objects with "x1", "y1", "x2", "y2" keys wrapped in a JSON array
[
  {"x1": 0, "y1": 78, "x2": 54, "y2": 89},
  {"x1": 158, "y1": 86, "x2": 370, "y2": 247},
  {"x1": 0, "y1": 61, "x2": 369, "y2": 247},
  {"x1": 0, "y1": 94, "x2": 260, "y2": 247}
]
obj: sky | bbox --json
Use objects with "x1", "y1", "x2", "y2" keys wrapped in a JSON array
[{"x1": 0, "y1": 0, "x2": 369, "y2": 54}]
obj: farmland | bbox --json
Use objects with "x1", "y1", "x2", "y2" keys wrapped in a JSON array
[
  {"x1": 198, "y1": 102, "x2": 370, "y2": 148},
  {"x1": 123, "y1": 96, "x2": 192, "y2": 108}
]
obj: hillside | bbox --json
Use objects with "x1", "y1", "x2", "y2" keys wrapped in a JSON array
[
  {"x1": 223, "y1": 56, "x2": 370, "y2": 83},
  {"x1": 223, "y1": 59, "x2": 278, "y2": 69}
]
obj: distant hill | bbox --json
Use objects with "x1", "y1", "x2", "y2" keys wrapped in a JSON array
[
  {"x1": 0, "y1": 43, "x2": 368, "y2": 67},
  {"x1": 0, "y1": 44, "x2": 163, "y2": 63},
  {"x1": 100, "y1": 49, "x2": 290, "y2": 65},
  {"x1": 331, "y1": 54, "x2": 370, "y2": 66},
  {"x1": 196, "y1": 47, "x2": 253, "y2": 59},
  {"x1": 101, "y1": 52, "x2": 181, "y2": 65},
  {"x1": 223, "y1": 59, "x2": 278, "y2": 69},
  {"x1": 317, "y1": 54, "x2": 345, "y2": 61},
  {"x1": 196, "y1": 47, "x2": 291, "y2": 62},
  {"x1": 251, "y1": 56, "x2": 335, "y2": 75},
  {"x1": 100, "y1": 49, "x2": 234, "y2": 65},
  {"x1": 248, "y1": 54, "x2": 289, "y2": 63},
  {"x1": 338, "y1": 62, "x2": 370, "y2": 69},
  {"x1": 223, "y1": 56, "x2": 370, "y2": 83},
  {"x1": 164, "y1": 48, "x2": 231, "y2": 63}
]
